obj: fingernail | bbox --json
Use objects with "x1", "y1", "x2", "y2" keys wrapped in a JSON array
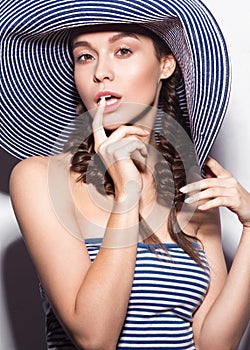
[
  {"x1": 184, "y1": 196, "x2": 194, "y2": 203},
  {"x1": 99, "y1": 96, "x2": 106, "y2": 106},
  {"x1": 180, "y1": 186, "x2": 187, "y2": 193}
]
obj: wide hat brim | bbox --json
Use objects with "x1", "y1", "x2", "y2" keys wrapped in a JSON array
[{"x1": 1, "y1": 0, "x2": 231, "y2": 168}]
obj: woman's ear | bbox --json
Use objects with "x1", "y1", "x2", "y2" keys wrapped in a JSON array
[{"x1": 160, "y1": 55, "x2": 176, "y2": 80}]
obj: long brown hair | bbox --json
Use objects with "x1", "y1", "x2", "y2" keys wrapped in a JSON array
[{"x1": 69, "y1": 26, "x2": 204, "y2": 266}]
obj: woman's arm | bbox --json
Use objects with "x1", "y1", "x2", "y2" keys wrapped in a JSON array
[
  {"x1": 181, "y1": 157, "x2": 250, "y2": 350},
  {"x1": 10, "y1": 104, "x2": 150, "y2": 349},
  {"x1": 10, "y1": 155, "x2": 138, "y2": 350},
  {"x1": 200, "y1": 229, "x2": 250, "y2": 350},
  {"x1": 191, "y1": 207, "x2": 228, "y2": 346}
]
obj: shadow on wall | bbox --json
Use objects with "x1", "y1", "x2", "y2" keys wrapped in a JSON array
[
  {"x1": 3, "y1": 239, "x2": 46, "y2": 350},
  {"x1": 0, "y1": 147, "x2": 20, "y2": 194},
  {"x1": 1, "y1": 147, "x2": 46, "y2": 349}
]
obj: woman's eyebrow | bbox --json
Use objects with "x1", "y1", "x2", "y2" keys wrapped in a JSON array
[
  {"x1": 72, "y1": 41, "x2": 92, "y2": 50},
  {"x1": 72, "y1": 32, "x2": 140, "y2": 50},
  {"x1": 108, "y1": 32, "x2": 140, "y2": 43}
]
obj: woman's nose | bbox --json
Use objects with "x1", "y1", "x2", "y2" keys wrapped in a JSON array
[{"x1": 93, "y1": 58, "x2": 114, "y2": 83}]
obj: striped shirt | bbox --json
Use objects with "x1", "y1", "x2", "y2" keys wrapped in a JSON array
[{"x1": 40, "y1": 239, "x2": 210, "y2": 349}]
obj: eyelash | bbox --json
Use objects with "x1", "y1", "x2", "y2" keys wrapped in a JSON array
[
  {"x1": 76, "y1": 53, "x2": 94, "y2": 63},
  {"x1": 116, "y1": 47, "x2": 132, "y2": 57}
]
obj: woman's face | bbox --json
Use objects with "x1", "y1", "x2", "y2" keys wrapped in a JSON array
[{"x1": 72, "y1": 28, "x2": 175, "y2": 129}]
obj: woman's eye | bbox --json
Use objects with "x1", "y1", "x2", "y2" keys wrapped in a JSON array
[
  {"x1": 76, "y1": 53, "x2": 94, "y2": 62},
  {"x1": 116, "y1": 48, "x2": 132, "y2": 57}
]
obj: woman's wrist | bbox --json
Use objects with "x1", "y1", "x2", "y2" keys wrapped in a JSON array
[
  {"x1": 114, "y1": 180, "x2": 141, "y2": 212},
  {"x1": 102, "y1": 223, "x2": 139, "y2": 248}
]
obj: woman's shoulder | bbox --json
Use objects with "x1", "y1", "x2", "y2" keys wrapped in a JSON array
[
  {"x1": 194, "y1": 206, "x2": 221, "y2": 247},
  {"x1": 10, "y1": 153, "x2": 71, "y2": 183},
  {"x1": 11, "y1": 155, "x2": 50, "y2": 178},
  {"x1": 9, "y1": 156, "x2": 51, "y2": 204}
]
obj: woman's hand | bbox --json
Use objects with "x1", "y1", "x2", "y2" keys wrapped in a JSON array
[
  {"x1": 92, "y1": 97, "x2": 150, "y2": 201},
  {"x1": 180, "y1": 157, "x2": 250, "y2": 228}
]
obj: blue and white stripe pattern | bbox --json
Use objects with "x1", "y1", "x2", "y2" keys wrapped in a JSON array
[
  {"x1": 40, "y1": 239, "x2": 210, "y2": 349},
  {"x1": 1, "y1": 0, "x2": 231, "y2": 167}
]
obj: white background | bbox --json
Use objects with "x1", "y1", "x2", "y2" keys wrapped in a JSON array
[{"x1": 0, "y1": 0, "x2": 249, "y2": 349}]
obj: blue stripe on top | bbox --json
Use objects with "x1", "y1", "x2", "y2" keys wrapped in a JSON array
[
  {"x1": 88, "y1": 239, "x2": 210, "y2": 349},
  {"x1": 40, "y1": 239, "x2": 210, "y2": 349}
]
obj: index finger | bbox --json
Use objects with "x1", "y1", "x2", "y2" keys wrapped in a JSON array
[
  {"x1": 180, "y1": 157, "x2": 231, "y2": 194},
  {"x1": 92, "y1": 97, "x2": 107, "y2": 152},
  {"x1": 205, "y1": 157, "x2": 232, "y2": 179}
]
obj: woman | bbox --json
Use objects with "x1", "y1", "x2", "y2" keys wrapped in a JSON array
[{"x1": 2, "y1": 0, "x2": 250, "y2": 349}]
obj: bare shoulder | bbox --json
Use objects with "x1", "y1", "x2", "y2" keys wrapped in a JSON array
[
  {"x1": 10, "y1": 153, "x2": 71, "y2": 192},
  {"x1": 9, "y1": 156, "x2": 52, "y2": 223},
  {"x1": 183, "y1": 205, "x2": 221, "y2": 241},
  {"x1": 196, "y1": 207, "x2": 221, "y2": 241},
  {"x1": 10, "y1": 155, "x2": 49, "y2": 188}
]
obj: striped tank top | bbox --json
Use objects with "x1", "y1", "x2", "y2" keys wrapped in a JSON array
[{"x1": 40, "y1": 239, "x2": 210, "y2": 349}]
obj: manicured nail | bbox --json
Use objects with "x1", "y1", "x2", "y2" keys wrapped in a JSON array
[
  {"x1": 184, "y1": 196, "x2": 194, "y2": 203},
  {"x1": 98, "y1": 96, "x2": 106, "y2": 106},
  {"x1": 180, "y1": 186, "x2": 187, "y2": 193}
]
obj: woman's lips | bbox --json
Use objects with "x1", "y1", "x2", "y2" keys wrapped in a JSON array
[
  {"x1": 95, "y1": 91, "x2": 122, "y2": 113},
  {"x1": 103, "y1": 96, "x2": 121, "y2": 113}
]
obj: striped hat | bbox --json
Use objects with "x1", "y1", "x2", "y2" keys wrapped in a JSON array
[{"x1": 1, "y1": 0, "x2": 231, "y2": 167}]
